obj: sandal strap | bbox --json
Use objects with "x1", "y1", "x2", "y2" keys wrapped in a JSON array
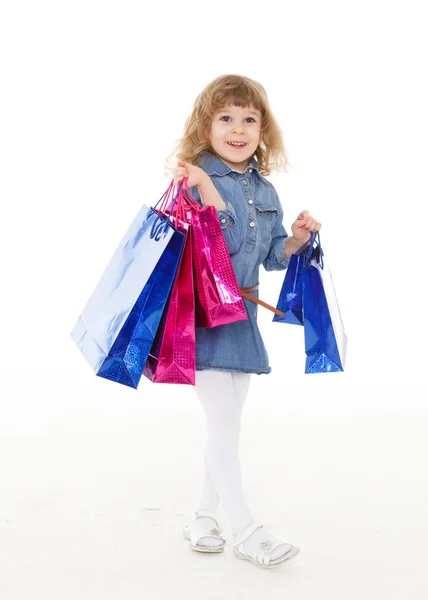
[
  {"x1": 232, "y1": 521, "x2": 263, "y2": 547},
  {"x1": 188, "y1": 516, "x2": 226, "y2": 546}
]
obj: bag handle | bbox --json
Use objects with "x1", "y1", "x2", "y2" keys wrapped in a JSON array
[
  {"x1": 154, "y1": 179, "x2": 186, "y2": 228},
  {"x1": 315, "y1": 232, "x2": 325, "y2": 269},
  {"x1": 162, "y1": 179, "x2": 187, "y2": 225},
  {"x1": 154, "y1": 180, "x2": 174, "y2": 212},
  {"x1": 158, "y1": 180, "x2": 177, "y2": 214},
  {"x1": 303, "y1": 231, "x2": 324, "y2": 269},
  {"x1": 179, "y1": 177, "x2": 203, "y2": 211},
  {"x1": 295, "y1": 232, "x2": 316, "y2": 256}
]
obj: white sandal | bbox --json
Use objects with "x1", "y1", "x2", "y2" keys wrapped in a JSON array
[
  {"x1": 182, "y1": 511, "x2": 226, "y2": 553},
  {"x1": 232, "y1": 521, "x2": 300, "y2": 569}
]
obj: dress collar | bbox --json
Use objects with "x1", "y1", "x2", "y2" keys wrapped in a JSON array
[{"x1": 197, "y1": 151, "x2": 260, "y2": 177}]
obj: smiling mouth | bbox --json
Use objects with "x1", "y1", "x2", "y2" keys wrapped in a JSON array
[{"x1": 227, "y1": 142, "x2": 247, "y2": 148}]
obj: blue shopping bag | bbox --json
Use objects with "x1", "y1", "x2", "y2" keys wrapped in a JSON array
[
  {"x1": 302, "y1": 233, "x2": 347, "y2": 373},
  {"x1": 273, "y1": 234, "x2": 316, "y2": 325},
  {"x1": 70, "y1": 181, "x2": 186, "y2": 388}
]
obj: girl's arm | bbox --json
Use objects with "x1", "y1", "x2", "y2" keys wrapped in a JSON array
[
  {"x1": 174, "y1": 163, "x2": 241, "y2": 253},
  {"x1": 284, "y1": 235, "x2": 305, "y2": 257},
  {"x1": 197, "y1": 176, "x2": 227, "y2": 210},
  {"x1": 189, "y1": 179, "x2": 243, "y2": 255},
  {"x1": 263, "y1": 189, "x2": 315, "y2": 270}
]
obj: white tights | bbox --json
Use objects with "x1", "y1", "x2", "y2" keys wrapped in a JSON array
[{"x1": 193, "y1": 369, "x2": 255, "y2": 537}]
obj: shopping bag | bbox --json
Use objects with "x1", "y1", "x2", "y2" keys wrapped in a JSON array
[
  {"x1": 180, "y1": 178, "x2": 248, "y2": 328},
  {"x1": 302, "y1": 233, "x2": 347, "y2": 373},
  {"x1": 273, "y1": 233, "x2": 316, "y2": 325},
  {"x1": 143, "y1": 185, "x2": 196, "y2": 385},
  {"x1": 143, "y1": 223, "x2": 196, "y2": 385},
  {"x1": 70, "y1": 181, "x2": 186, "y2": 388}
]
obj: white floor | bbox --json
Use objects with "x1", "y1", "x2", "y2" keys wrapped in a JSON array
[{"x1": 0, "y1": 363, "x2": 427, "y2": 600}]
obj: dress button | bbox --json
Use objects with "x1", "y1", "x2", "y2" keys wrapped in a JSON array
[
  {"x1": 221, "y1": 218, "x2": 226, "y2": 223},
  {"x1": 248, "y1": 168, "x2": 253, "y2": 173},
  {"x1": 248, "y1": 199, "x2": 253, "y2": 204},
  {"x1": 249, "y1": 221, "x2": 255, "y2": 227},
  {"x1": 242, "y1": 180, "x2": 247, "y2": 186}
]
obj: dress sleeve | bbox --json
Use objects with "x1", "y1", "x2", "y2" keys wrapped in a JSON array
[
  {"x1": 188, "y1": 184, "x2": 243, "y2": 255},
  {"x1": 262, "y1": 189, "x2": 291, "y2": 271}
]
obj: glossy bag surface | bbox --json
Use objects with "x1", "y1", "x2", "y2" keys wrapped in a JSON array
[
  {"x1": 181, "y1": 180, "x2": 247, "y2": 329},
  {"x1": 302, "y1": 234, "x2": 347, "y2": 373},
  {"x1": 143, "y1": 220, "x2": 196, "y2": 385},
  {"x1": 70, "y1": 182, "x2": 186, "y2": 388},
  {"x1": 273, "y1": 236, "x2": 314, "y2": 325}
]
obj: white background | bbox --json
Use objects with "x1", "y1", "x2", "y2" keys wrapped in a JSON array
[{"x1": 1, "y1": 1, "x2": 427, "y2": 598}]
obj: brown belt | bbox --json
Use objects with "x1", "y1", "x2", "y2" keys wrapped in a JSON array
[{"x1": 239, "y1": 283, "x2": 285, "y2": 317}]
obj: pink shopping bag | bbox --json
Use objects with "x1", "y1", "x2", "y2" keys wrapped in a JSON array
[
  {"x1": 143, "y1": 183, "x2": 196, "y2": 384},
  {"x1": 180, "y1": 178, "x2": 248, "y2": 328}
]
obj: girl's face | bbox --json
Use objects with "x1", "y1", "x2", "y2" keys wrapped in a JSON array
[{"x1": 209, "y1": 104, "x2": 262, "y2": 172}]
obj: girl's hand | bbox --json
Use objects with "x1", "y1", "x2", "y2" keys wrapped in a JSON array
[
  {"x1": 291, "y1": 210, "x2": 322, "y2": 244},
  {"x1": 173, "y1": 160, "x2": 209, "y2": 189}
]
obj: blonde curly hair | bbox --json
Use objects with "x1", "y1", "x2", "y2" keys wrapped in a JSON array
[{"x1": 164, "y1": 74, "x2": 289, "y2": 177}]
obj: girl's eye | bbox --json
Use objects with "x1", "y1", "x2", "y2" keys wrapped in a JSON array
[{"x1": 220, "y1": 116, "x2": 255, "y2": 123}]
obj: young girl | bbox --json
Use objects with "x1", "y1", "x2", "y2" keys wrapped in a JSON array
[{"x1": 169, "y1": 74, "x2": 321, "y2": 569}]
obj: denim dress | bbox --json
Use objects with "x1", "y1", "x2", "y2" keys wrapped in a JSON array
[{"x1": 189, "y1": 151, "x2": 291, "y2": 375}]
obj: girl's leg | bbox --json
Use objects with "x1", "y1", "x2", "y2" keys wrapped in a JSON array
[
  {"x1": 196, "y1": 447, "x2": 219, "y2": 515},
  {"x1": 196, "y1": 371, "x2": 252, "y2": 514},
  {"x1": 193, "y1": 370, "x2": 255, "y2": 537},
  {"x1": 194, "y1": 371, "x2": 294, "y2": 562},
  {"x1": 232, "y1": 372, "x2": 252, "y2": 412}
]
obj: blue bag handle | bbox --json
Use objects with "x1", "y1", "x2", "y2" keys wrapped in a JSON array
[
  {"x1": 295, "y1": 231, "x2": 317, "y2": 256},
  {"x1": 153, "y1": 181, "x2": 171, "y2": 209},
  {"x1": 303, "y1": 231, "x2": 324, "y2": 269},
  {"x1": 314, "y1": 231, "x2": 324, "y2": 269}
]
